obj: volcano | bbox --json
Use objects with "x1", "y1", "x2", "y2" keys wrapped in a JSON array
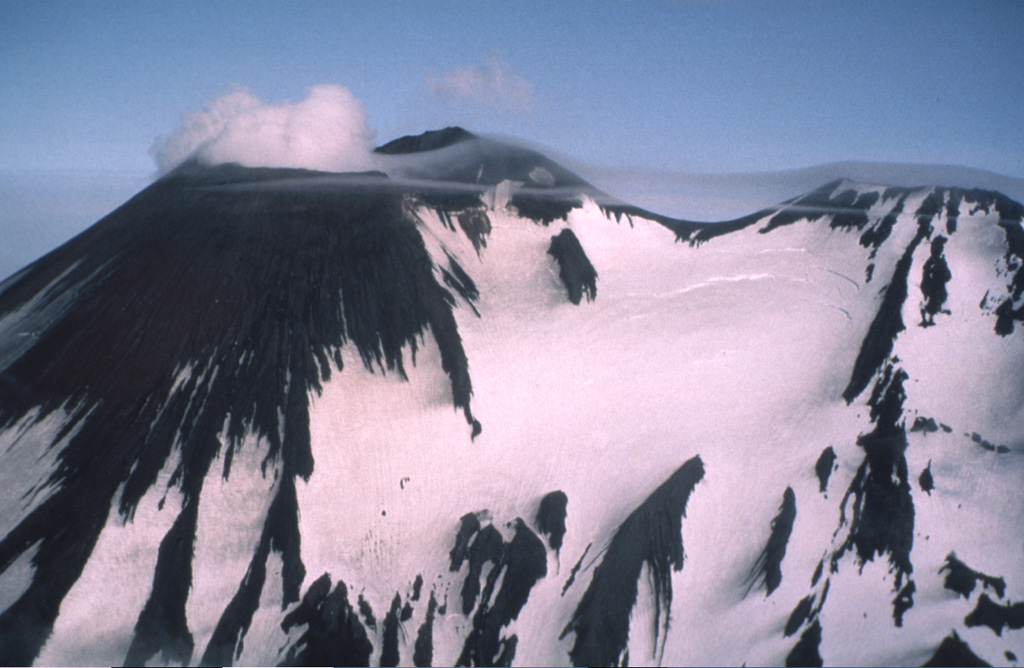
[{"x1": 0, "y1": 128, "x2": 1022, "y2": 667}]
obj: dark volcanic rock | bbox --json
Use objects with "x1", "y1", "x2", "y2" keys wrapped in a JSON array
[
  {"x1": 447, "y1": 512, "x2": 548, "y2": 666},
  {"x1": 561, "y1": 543, "x2": 591, "y2": 596},
  {"x1": 893, "y1": 580, "x2": 916, "y2": 627},
  {"x1": 761, "y1": 180, "x2": 845, "y2": 233},
  {"x1": 910, "y1": 416, "x2": 940, "y2": 433},
  {"x1": 547, "y1": 228, "x2": 597, "y2": 305},
  {"x1": 380, "y1": 133, "x2": 595, "y2": 191},
  {"x1": 860, "y1": 191, "x2": 908, "y2": 253},
  {"x1": 919, "y1": 461, "x2": 934, "y2": 495},
  {"x1": 457, "y1": 519, "x2": 548, "y2": 667},
  {"x1": 561, "y1": 456, "x2": 705, "y2": 667},
  {"x1": 843, "y1": 214, "x2": 931, "y2": 403},
  {"x1": 940, "y1": 553, "x2": 1006, "y2": 599},
  {"x1": 380, "y1": 593, "x2": 402, "y2": 667},
  {"x1": 830, "y1": 190, "x2": 881, "y2": 232},
  {"x1": 536, "y1": 490, "x2": 569, "y2": 552},
  {"x1": 458, "y1": 524, "x2": 505, "y2": 616},
  {"x1": 785, "y1": 595, "x2": 816, "y2": 637},
  {"x1": 450, "y1": 512, "x2": 483, "y2": 572},
  {"x1": 413, "y1": 592, "x2": 438, "y2": 667},
  {"x1": 441, "y1": 254, "x2": 481, "y2": 316},
  {"x1": 415, "y1": 191, "x2": 493, "y2": 254},
  {"x1": 358, "y1": 594, "x2": 377, "y2": 631},
  {"x1": 987, "y1": 191, "x2": 1024, "y2": 335},
  {"x1": 785, "y1": 618, "x2": 823, "y2": 667},
  {"x1": 922, "y1": 632, "x2": 990, "y2": 667},
  {"x1": 601, "y1": 202, "x2": 770, "y2": 246},
  {"x1": 834, "y1": 364, "x2": 917, "y2": 622},
  {"x1": 745, "y1": 487, "x2": 796, "y2": 597},
  {"x1": 278, "y1": 573, "x2": 373, "y2": 667},
  {"x1": 375, "y1": 126, "x2": 477, "y2": 154},
  {"x1": 512, "y1": 191, "x2": 580, "y2": 225},
  {"x1": 815, "y1": 446, "x2": 837, "y2": 494},
  {"x1": 920, "y1": 236, "x2": 952, "y2": 326},
  {"x1": 964, "y1": 594, "x2": 1024, "y2": 635}
]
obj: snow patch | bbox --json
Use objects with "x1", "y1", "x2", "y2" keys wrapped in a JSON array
[
  {"x1": 188, "y1": 427, "x2": 277, "y2": 659},
  {"x1": 0, "y1": 540, "x2": 40, "y2": 613},
  {"x1": 0, "y1": 401, "x2": 91, "y2": 538},
  {"x1": 35, "y1": 452, "x2": 184, "y2": 666}
]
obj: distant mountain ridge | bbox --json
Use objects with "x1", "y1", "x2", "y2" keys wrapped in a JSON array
[{"x1": 582, "y1": 159, "x2": 1024, "y2": 223}]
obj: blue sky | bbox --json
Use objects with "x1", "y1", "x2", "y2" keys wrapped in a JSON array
[{"x1": 2, "y1": 0, "x2": 1023, "y2": 276}]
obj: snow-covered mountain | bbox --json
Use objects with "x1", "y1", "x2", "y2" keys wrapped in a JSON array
[{"x1": 1, "y1": 128, "x2": 1022, "y2": 667}]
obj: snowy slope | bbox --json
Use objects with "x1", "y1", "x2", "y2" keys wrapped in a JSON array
[{"x1": 0, "y1": 134, "x2": 1022, "y2": 667}]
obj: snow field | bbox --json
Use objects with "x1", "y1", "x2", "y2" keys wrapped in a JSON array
[
  {"x1": 4, "y1": 179, "x2": 1021, "y2": 666},
  {"x1": 293, "y1": 193, "x2": 1021, "y2": 665}
]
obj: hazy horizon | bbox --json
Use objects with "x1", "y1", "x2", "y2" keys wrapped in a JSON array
[
  {"x1": 2, "y1": 0, "x2": 1023, "y2": 279},
  {"x1": 5, "y1": 152, "x2": 1024, "y2": 283}
]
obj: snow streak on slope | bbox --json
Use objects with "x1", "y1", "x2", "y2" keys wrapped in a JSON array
[{"x1": 0, "y1": 145, "x2": 1022, "y2": 667}]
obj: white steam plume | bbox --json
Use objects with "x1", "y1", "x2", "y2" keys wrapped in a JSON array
[{"x1": 152, "y1": 84, "x2": 378, "y2": 174}]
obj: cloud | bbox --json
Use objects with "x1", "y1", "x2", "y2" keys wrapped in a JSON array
[
  {"x1": 152, "y1": 84, "x2": 377, "y2": 174},
  {"x1": 425, "y1": 58, "x2": 534, "y2": 114}
]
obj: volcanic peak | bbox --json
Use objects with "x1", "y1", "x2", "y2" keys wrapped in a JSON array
[{"x1": 375, "y1": 126, "x2": 477, "y2": 155}]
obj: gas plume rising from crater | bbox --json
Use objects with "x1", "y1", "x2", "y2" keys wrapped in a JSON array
[{"x1": 151, "y1": 84, "x2": 378, "y2": 174}]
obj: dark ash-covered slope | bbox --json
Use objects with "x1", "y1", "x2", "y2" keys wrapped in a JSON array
[
  {"x1": 375, "y1": 126, "x2": 477, "y2": 155},
  {"x1": 375, "y1": 127, "x2": 593, "y2": 191},
  {"x1": 0, "y1": 160, "x2": 485, "y2": 665},
  {"x1": 561, "y1": 456, "x2": 705, "y2": 667},
  {"x1": 374, "y1": 127, "x2": 602, "y2": 228}
]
